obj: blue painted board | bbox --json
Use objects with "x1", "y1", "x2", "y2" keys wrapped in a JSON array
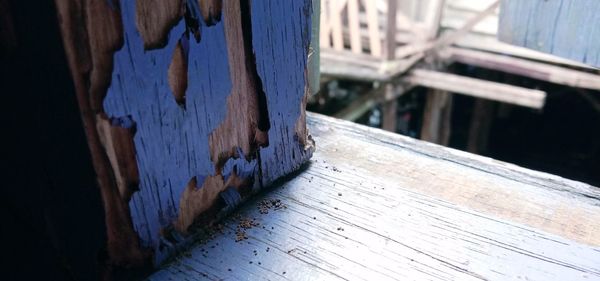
[
  {"x1": 56, "y1": 0, "x2": 315, "y2": 269},
  {"x1": 499, "y1": 0, "x2": 600, "y2": 68}
]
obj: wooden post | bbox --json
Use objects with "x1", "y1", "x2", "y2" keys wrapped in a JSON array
[
  {"x1": 52, "y1": 0, "x2": 315, "y2": 273},
  {"x1": 420, "y1": 89, "x2": 452, "y2": 145},
  {"x1": 467, "y1": 99, "x2": 496, "y2": 154},
  {"x1": 381, "y1": 0, "x2": 398, "y2": 132}
]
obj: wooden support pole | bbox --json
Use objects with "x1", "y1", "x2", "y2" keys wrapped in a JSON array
[
  {"x1": 382, "y1": 84, "x2": 398, "y2": 132},
  {"x1": 421, "y1": 90, "x2": 453, "y2": 145},
  {"x1": 467, "y1": 99, "x2": 496, "y2": 154},
  {"x1": 381, "y1": 0, "x2": 398, "y2": 132}
]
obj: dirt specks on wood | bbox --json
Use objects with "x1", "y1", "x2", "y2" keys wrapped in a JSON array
[
  {"x1": 235, "y1": 217, "x2": 259, "y2": 242},
  {"x1": 258, "y1": 198, "x2": 287, "y2": 214}
]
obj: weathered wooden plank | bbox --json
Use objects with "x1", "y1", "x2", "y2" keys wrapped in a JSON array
[
  {"x1": 440, "y1": 47, "x2": 600, "y2": 91},
  {"x1": 55, "y1": 0, "x2": 315, "y2": 271},
  {"x1": 405, "y1": 69, "x2": 547, "y2": 108},
  {"x1": 498, "y1": 0, "x2": 600, "y2": 68},
  {"x1": 151, "y1": 113, "x2": 600, "y2": 280}
]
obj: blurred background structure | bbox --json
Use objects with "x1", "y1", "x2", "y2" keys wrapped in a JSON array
[{"x1": 312, "y1": 0, "x2": 600, "y2": 186}]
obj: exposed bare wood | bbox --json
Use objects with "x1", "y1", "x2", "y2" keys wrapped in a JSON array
[
  {"x1": 168, "y1": 39, "x2": 188, "y2": 106},
  {"x1": 135, "y1": 0, "x2": 183, "y2": 49},
  {"x1": 198, "y1": 0, "x2": 222, "y2": 26},
  {"x1": 405, "y1": 69, "x2": 546, "y2": 109},
  {"x1": 209, "y1": 0, "x2": 269, "y2": 172},
  {"x1": 54, "y1": 0, "x2": 149, "y2": 268},
  {"x1": 440, "y1": 47, "x2": 600, "y2": 91}
]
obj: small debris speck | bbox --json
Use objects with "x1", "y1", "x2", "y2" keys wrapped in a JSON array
[
  {"x1": 337, "y1": 227, "x2": 344, "y2": 231},
  {"x1": 338, "y1": 193, "x2": 342, "y2": 196},
  {"x1": 258, "y1": 198, "x2": 287, "y2": 214},
  {"x1": 235, "y1": 217, "x2": 260, "y2": 242}
]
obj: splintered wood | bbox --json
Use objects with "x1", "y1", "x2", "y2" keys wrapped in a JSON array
[{"x1": 55, "y1": 0, "x2": 315, "y2": 270}]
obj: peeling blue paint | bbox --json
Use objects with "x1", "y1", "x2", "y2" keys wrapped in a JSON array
[{"x1": 102, "y1": 0, "x2": 313, "y2": 265}]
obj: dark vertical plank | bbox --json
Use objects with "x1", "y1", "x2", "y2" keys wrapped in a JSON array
[
  {"x1": 467, "y1": 99, "x2": 496, "y2": 154},
  {"x1": 421, "y1": 90, "x2": 452, "y2": 146},
  {"x1": 2, "y1": 0, "x2": 107, "y2": 279}
]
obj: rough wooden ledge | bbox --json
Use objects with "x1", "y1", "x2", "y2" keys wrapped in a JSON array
[{"x1": 150, "y1": 113, "x2": 600, "y2": 280}]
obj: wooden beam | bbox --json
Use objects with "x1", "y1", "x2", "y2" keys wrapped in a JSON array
[
  {"x1": 440, "y1": 47, "x2": 600, "y2": 91},
  {"x1": 405, "y1": 69, "x2": 546, "y2": 109},
  {"x1": 433, "y1": 0, "x2": 499, "y2": 50},
  {"x1": 320, "y1": 49, "x2": 385, "y2": 81}
]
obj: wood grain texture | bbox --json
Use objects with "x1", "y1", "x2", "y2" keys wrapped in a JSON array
[
  {"x1": 55, "y1": 0, "x2": 149, "y2": 267},
  {"x1": 421, "y1": 90, "x2": 452, "y2": 146},
  {"x1": 104, "y1": 0, "x2": 314, "y2": 265},
  {"x1": 406, "y1": 69, "x2": 546, "y2": 109},
  {"x1": 135, "y1": 0, "x2": 184, "y2": 49},
  {"x1": 151, "y1": 113, "x2": 600, "y2": 280},
  {"x1": 440, "y1": 47, "x2": 600, "y2": 91},
  {"x1": 57, "y1": 0, "x2": 315, "y2": 269},
  {"x1": 499, "y1": 0, "x2": 600, "y2": 68}
]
